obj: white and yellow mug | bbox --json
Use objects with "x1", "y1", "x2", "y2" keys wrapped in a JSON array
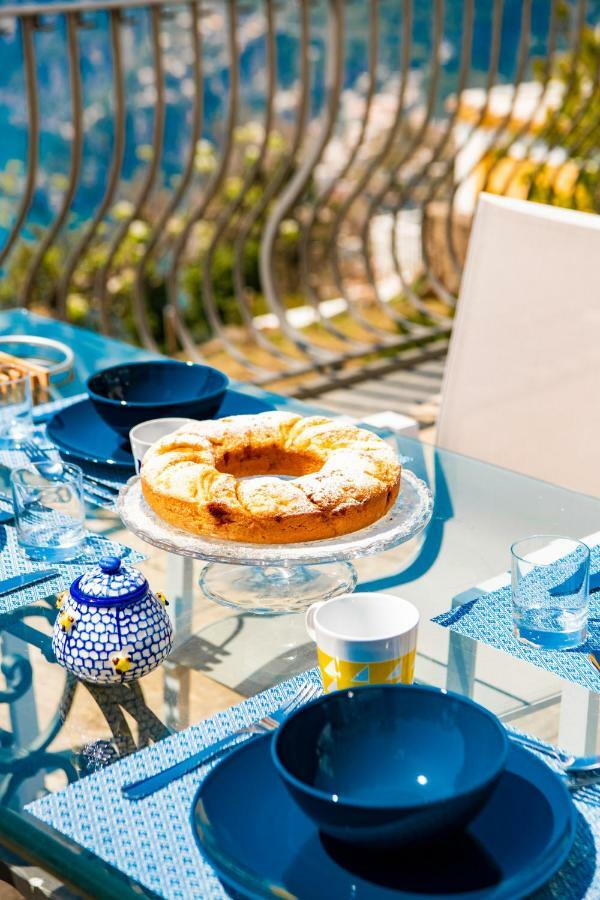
[{"x1": 306, "y1": 592, "x2": 419, "y2": 693}]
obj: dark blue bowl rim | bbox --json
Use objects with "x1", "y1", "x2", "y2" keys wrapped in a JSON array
[
  {"x1": 190, "y1": 737, "x2": 576, "y2": 900},
  {"x1": 272, "y1": 683, "x2": 509, "y2": 812},
  {"x1": 86, "y1": 360, "x2": 229, "y2": 409}
]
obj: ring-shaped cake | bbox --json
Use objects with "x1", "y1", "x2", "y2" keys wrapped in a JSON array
[{"x1": 141, "y1": 412, "x2": 401, "y2": 544}]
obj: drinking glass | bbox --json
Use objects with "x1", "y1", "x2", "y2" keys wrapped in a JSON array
[
  {"x1": 11, "y1": 464, "x2": 86, "y2": 561},
  {"x1": 0, "y1": 366, "x2": 33, "y2": 447},
  {"x1": 511, "y1": 535, "x2": 590, "y2": 649}
]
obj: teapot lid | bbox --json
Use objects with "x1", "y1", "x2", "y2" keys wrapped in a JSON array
[{"x1": 71, "y1": 555, "x2": 148, "y2": 607}]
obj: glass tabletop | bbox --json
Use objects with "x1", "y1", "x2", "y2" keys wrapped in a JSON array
[{"x1": 1, "y1": 310, "x2": 600, "y2": 898}]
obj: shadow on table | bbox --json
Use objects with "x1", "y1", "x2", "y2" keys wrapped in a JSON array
[
  {"x1": 356, "y1": 450, "x2": 453, "y2": 594},
  {"x1": 170, "y1": 617, "x2": 244, "y2": 673}
]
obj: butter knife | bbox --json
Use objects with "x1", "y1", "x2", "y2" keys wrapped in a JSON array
[{"x1": 0, "y1": 570, "x2": 59, "y2": 597}]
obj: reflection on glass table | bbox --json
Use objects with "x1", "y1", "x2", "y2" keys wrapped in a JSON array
[{"x1": 1, "y1": 311, "x2": 600, "y2": 898}]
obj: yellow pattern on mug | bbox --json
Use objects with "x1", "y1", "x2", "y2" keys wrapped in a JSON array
[{"x1": 317, "y1": 646, "x2": 416, "y2": 693}]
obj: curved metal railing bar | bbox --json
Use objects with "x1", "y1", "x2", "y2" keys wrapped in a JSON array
[
  {"x1": 475, "y1": 1, "x2": 571, "y2": 211},
  {"x1": 132, "y1": 0, "x2": 204, "y2": 352},
  {"x1": 425, "y1": 0, "x2": 503, "y2": 283},
  {"x1": 326, "y1": 0, "x2": 415, "y2": 342},
  {"x1": 0, "y1": 18, "x2": 39, "y2": 271},
  {"x1": 0, "y1": 0, "x2": 594, "y2": 391},
  {"x1": 198, "y1": 0, "x2": 295, "y2": 376},
  {"x1": 443, "y1": 0, "x2": 533, "y2": 276},
  {"x1": 94, "y1": 4, "x2": 166, "y2": 336},
  {"x1": 294, "y1": 0, "x2": 380, "y2": 350},
  {"x1": 164, "y1": 0, "x2": 240, "y2": 360},
  {"x1": 477, "y1": 0, "x2": 560, "y2": 204},
  {"x1": 477, "y1": 0, "x2": 544, "y2": 195},
  {"x1": 523, "y1": 0, "x2": 596, "y2": 206},
  {"x1": 1, "y1": 0, "x2": 192, "y2": 16},
  {"x1": 257, "y1": 0, "x2": 345, "y2": 361},
  {"x1": 358, "y1": 0, "x2": 445, "y2": 328},
  {"x1": 20, "y1": 12, "x2": 84, "y2": 308},
  {"x1": 56, "y1": 8, "x2": 126, "y2": 322},
  {"x1": 510, "y1": 0, "x2": 586, "y2": 203},
  {"x1": 231, "y1": 0, "x2": 316, "y2": 368},
  {"x1": 362, "y1": 22, "x2": 449, "y2": 335},
  {"x1": 546, "y1": 44, "x2": 600, "y2": 209},
  {"x1": 394, "y1": 0, "x2": 475, "y2": 315},
  {"x1": 429, "y1": 2, "x2": 560, "y2": 307}
]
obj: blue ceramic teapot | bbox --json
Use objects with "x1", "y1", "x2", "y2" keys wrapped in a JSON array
[{"x1": 52, "y1": 555, "x2": 173, "y2": 684}]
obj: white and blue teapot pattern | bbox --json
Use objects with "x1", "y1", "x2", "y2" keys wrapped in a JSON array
[{"x1": 52, "y1": 555, "x2": 173, "y2": 684}]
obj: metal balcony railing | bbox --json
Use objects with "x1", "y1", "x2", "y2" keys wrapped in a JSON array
[{"x1": 0, "y1": 0, "x2": 598, "y2": 396}]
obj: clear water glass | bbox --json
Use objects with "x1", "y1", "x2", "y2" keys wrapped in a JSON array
[
  {"x1": 11, "y1": 464, "x2": 86, "y2": 561},
  {"x1": 511, "y1": 535, "x2": 590, "y2": 650},
  {"x1": 0, "y1": 366, "x2": 33, "y2": 447}
]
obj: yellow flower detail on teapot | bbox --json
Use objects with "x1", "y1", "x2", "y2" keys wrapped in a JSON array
[
  {"x1": 111, "y1": 647, "x2": 133, "y2": 674},
  {"x1": 55, "y1": 590, "x2": 70, "y2": 610},
  {"x1": 58, "y1": 609, "x2": 78, "y2": 633}
]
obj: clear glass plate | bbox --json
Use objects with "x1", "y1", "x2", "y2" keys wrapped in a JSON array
[
  {"x1": 118, "y1": 469, "x2": 433, "y2": 566},
  {"x1": 118, "y1": 471, "x2": 433, "y2": 612}
]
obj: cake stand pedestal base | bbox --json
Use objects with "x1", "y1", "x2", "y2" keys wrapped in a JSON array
[{"x1": 199, "y1": 561, "x2": 357, "y2": 615}]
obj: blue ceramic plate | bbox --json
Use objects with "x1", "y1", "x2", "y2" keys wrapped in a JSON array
[
  {"x1": 47, "y1": 390, "x2": 275, "y2": 475},
  {"x1": 191, "y1": 736, "x2": 576, "y2": 900}
]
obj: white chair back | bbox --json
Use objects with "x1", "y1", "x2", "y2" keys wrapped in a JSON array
[{"x1": 437, "y1": 193, "x2": 600, "y2": 497}]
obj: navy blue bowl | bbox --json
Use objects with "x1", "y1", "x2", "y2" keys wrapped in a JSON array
[
  {"x1": 272, "y1": 684, "x2": 508, "y2": 848},
  {"x1": 87, "y1": 361, "x2": 229, "y2": 436}
]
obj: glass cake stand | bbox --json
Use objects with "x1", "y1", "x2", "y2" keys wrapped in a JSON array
[{"x1": 118, "y1": 470, "x2": 433, "y2": 614}]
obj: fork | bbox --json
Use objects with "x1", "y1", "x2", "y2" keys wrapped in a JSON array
[
  {"x1": 22, "y1": 441, "x2": 119, "y2": 505},
  {"x1": 122, "y1": 681, "x2": 320, "y2": 801},
  {"x1": 510, "y1": 730, "x2": 600, "y2": 775}
]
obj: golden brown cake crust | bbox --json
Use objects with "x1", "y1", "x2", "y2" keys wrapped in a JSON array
[{"x1": 140, "y1": 412, "x2": 401, "y2": 544}]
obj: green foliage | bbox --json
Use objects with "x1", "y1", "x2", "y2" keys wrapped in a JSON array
[
  {"x1": 530, "y1": 20, "x2": 600, "y2": 210},
  {"x1": 0, "y1": 129, "x2": 299, "y2": 352}
]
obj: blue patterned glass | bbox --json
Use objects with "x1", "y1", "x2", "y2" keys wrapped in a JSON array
[{"x1": 511, "y1": 535, "x2": 590, "y2": 650}]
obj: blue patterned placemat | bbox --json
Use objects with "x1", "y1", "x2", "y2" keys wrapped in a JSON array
[
  {"x1": 433, "y1": 545, "x2": 600, "y2": 692},
  {"x1": 0, "y1": 523, "x2": 145, "y2": 614},
  {"x1": 24, "y1": 668, "x2": 600, "y2": 900}
]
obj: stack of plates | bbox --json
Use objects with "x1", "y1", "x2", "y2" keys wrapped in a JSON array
[
  {"x1": 46, "y1": 390, "x2": 274, "y2": 477},
  {"x1": 192, "y1": 735, "x2": 577, "y2": 899}
]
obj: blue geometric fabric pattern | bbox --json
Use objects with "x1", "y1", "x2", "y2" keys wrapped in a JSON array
[
  {"x1": 25, "y1": 669, "x2": 600, "y2": 899},
  {"x1": 433, "y1": 545, "x2": 600, "y2": 692},
  {"x1": 0, "y1": 524, "x2": 145, "y2": 614}
]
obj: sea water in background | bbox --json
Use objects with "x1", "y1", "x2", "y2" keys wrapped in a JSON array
[{"x1": 1, "y1": 0, "x2": 595, "y2": 248}]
